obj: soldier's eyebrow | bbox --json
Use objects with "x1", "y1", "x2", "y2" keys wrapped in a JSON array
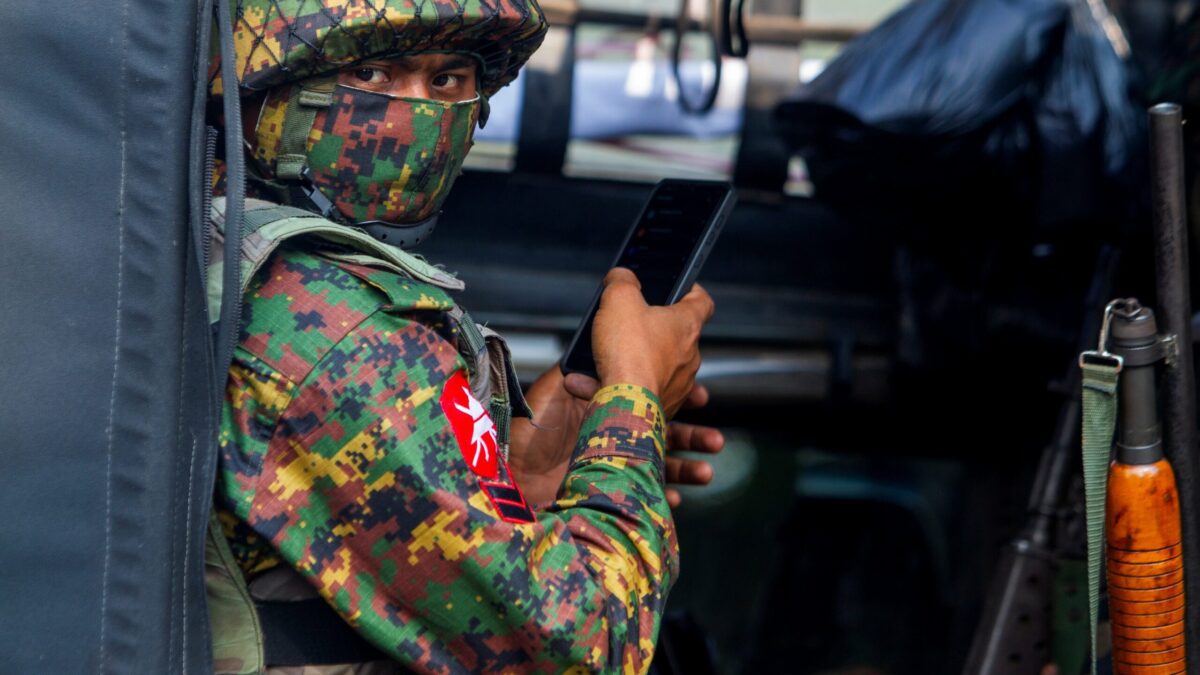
[
  {"x1": 441, "y1": 55, "x2": 475, "y2": 71},
  {"x1": 391, "y1": 54, "x2": 477, "y2": 73}
]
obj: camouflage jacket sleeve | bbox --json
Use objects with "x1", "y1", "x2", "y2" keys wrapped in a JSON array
[{"x1": 219, "y1": 251, "x2": 677, "y2": 674}]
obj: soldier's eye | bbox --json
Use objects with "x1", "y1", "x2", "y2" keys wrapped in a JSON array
[
  {"x1": 353, "y1": 67, "x2": 388, "y2": 84},
  {"x1": 432, "y1": 73, "x2": 458, "y2": 89}
]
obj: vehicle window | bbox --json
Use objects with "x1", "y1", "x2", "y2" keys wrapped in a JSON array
[
  {"x1": 463, "y1": 0, "x2": 908, "y2": 188},
  {"x1": 564, "y1": 22, "x2": 748, "y2": 182}
]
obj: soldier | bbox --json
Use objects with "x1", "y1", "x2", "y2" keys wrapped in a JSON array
[{"x1": 206, "y1": 1, "x2": 723, "y2": 673}]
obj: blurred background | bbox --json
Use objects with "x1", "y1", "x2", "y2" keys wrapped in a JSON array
[{"x1": 423, "y1": 0, "x2": 1200, "y2": 672}]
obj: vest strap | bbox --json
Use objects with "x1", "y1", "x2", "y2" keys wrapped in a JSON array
[
  {"x1": 481, "y1": 325, "x2": 533, "y2": 420},
  {"x1": 242, "y1": 204, "x2": 315, "y2": 235},
  {"x1": 457, "y1": 310, "x2": 488, "y2": 357},
  {"x1": 206, "y1": 197, "x2": 465, "y2": 323},
  {"x1": 205, "y1": 512, "x2": 265, "y2": 674},
  {"x1": 489, "y1": 400, "x2": 512, "y2": 447}
]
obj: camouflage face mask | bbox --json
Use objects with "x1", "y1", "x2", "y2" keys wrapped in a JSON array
[{"x1": 254, "y1": 84, "x2": 480, "y2": 226}]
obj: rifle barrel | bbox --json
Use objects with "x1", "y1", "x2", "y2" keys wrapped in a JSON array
[{"x1": 1150, "y1": 103, "x2": 1200, "y2": 674}]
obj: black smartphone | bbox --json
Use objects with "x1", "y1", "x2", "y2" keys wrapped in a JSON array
[{"x1": 560, "y1": 179, "x2": 736, "y2": 379}]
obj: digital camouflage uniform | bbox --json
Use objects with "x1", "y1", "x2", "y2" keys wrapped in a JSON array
[{"x1": 207, "y1": 1, "x2": 681, "y2": 673}]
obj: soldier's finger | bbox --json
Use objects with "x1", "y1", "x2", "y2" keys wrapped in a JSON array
[
  {"x1": 603, "y1": 266, "x2": 642, "y2": 291},
  {"x1": 677, "y1": 283, "x2": 715, "y2": 322},
  {"x1": 666, "y1": 488, "x2": 682, "y2": 509},
  {"x1": 683, "y1": 383, "x2": 710, "y2": 409},
  {"x1": 667, "y1": 422, "x2": 724, "y2": 454},
  {"x1": 665, "y1": 456, "x2": 714, "y2": 486},
  {"x1": 599, "y1": 270, "x2": 647, "y2": 310},
  {"x1": 563, "y1": 373, "x2": 601, "y2": 400}
]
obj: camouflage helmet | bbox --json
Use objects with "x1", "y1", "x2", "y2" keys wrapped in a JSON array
[{"x1": 225, "y1": 0, "x2": 547, "y2": 97}]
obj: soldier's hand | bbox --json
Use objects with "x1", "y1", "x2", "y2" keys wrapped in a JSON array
[
  {"x1": 587, "y1": 267, "x2": 714, "y2": 417},
  {"x1": 507, "y1": 367, "x2": 586, "y2": 507},
  {"x1": 663, "y1": 385, "x2": 724, "y2": 508},
  {"x1": 562, "y1": 379, "x2": 725, "y2": 508},
  {"x1": 511, "y1": 378, "x2": 723, "y2": 509}
]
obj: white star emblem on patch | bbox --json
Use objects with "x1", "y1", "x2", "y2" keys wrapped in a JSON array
[{"x1": 454, "y1": 384, "x2": 497, "y2": 469}]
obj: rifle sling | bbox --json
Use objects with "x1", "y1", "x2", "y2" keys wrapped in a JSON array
[{"x1": 1081, "y1": 360, "x2": 1120, "y2": 674}]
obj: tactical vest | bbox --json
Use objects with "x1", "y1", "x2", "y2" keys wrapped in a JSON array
[{"x1": 204, "y1": 198, "x2": 530, "y2": 674}]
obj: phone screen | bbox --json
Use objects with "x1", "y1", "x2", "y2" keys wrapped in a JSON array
[
  {"x1": 561, "y1": 180, "x2": 733, "y2": 378},
  {"x1": 621, "y1": 183, "x2": 729, "y2": 304}
]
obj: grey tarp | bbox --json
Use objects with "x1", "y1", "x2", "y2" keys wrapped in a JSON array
[{"x1": 0, "y1": 0, "x2": 217, "y2": 672}]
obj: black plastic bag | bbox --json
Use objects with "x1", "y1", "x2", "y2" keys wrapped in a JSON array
[{"x1": 775, "y1": 0, "x2": 1143, "y2": 238}]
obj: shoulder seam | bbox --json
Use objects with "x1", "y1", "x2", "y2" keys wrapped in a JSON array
[
  {"x1": 271, "y1": 310, "x2": 470, "y2": 449},
  {"x1": 239, "y1": 249, "x2": 394, "y2": 382},
  {"x1": 235, "y1": 302, "x2": 391, "y2": 389}
]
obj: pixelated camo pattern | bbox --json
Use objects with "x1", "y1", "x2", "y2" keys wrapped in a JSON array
[
  {"x1": 218, "y1": 246, "x2": 677, "y2": 673},
  {"x1": 254, "y1": 85, "x2": 478, "y2": 224},
  {"x1": 221, "y1": 0, "x2": 547, "y2": 96}
]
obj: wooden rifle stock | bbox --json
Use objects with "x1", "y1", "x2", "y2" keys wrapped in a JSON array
[
  {"x1": 1107, "y1": 459, "x2": 1186, "y2": 672},
  {"x1": 1106, "y1": 304, "x2": 1187, "y2": 674}
]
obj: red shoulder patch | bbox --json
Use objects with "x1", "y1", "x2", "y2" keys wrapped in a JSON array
[{"x1": 439, "y1": 371, "x2": 499, "y2": 480}]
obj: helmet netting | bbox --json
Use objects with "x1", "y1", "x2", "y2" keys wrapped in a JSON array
[{"x1": 213, "y1": 0, "x2": 546, "y2": 97}]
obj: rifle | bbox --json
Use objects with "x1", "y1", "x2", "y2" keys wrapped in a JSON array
[
  {"x1": 967, "y1": 100, "x2": 1200, "y2": 674},
  {"x1": 1074, "y1": 104, "x2": 1198, "y2": 675},
  {"x1": 963, "y1": 246, "x2": 1119, "y2": 675}
]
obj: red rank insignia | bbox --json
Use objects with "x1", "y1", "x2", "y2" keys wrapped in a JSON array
[
  {"x1": 479, "y1": 472, "x2": 535, "y2": 524},
  {"x1": 439, "y1": 371, "x2": 499, "y2": 480}
]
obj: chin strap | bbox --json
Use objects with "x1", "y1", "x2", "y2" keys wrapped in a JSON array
[
  {"x1": 479, "y1": 95, "x2": 491, "y2": 129},
  {"x1": 285, "y1": 167, "x2": 336, "y2": 219},
  {"x1": 274, "y1": 77, "x2": 337, "y2": 182},
  {"x1": 260, "y1": 161, "x2": 440, "y2": 250},
  {"x1": 356, "y1": 215, "x2": 440, "y2": 249},
  {"x1": 271, "y1": 76, "x2": 342, "y2": 219}
]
